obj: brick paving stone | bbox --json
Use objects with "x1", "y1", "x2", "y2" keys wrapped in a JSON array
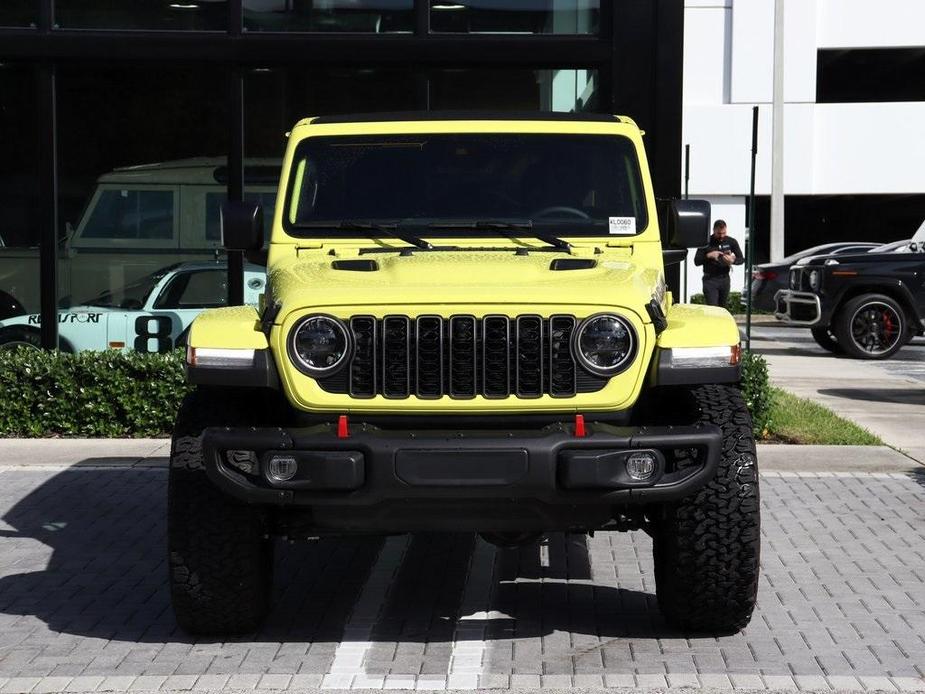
[
  {"x1": 2, "y1": 679, "x2": 42, "y2": 694},
  {"x1": 0, "y1": 469, "x2": 924, "y2": 691},
  {"x1": 257, "y1": 674, "x2": 292, "y2": 690},
  {"x1": 158, "y1": 675, "x2": 198, "y2": 691},
  {"x1": 413, "y1": 676, "x2": 446, "y2": 690},
  {"x1": 64, "y1": 676, "x2": 106, "y2": 692},
  {"x1": 96, "y1": 676, "x2": 137, "y2": 692},
  {"x1": 127, "y1": 675, "x2": 166, "y2": 691}
]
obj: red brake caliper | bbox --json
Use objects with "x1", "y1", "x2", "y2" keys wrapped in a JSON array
[{"x1": 883, "y1": 310, "x2": 895, "y2": 341}]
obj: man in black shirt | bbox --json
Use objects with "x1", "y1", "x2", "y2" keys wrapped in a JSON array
[{"x1": 694, "y1": 219, "x2": 744, "y2": 308}]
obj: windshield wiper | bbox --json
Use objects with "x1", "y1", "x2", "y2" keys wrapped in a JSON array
[
  {"x1": 428, "y1": 219, "x2": 571, "y2": 251},
  {"x1": 292, "y1": 220, "x2": 433, "y2": 250}
]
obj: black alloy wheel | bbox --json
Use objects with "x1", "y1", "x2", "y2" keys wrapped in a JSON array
[{"x1": 834, "y1": 293, "x2": 908, "y2": 360}]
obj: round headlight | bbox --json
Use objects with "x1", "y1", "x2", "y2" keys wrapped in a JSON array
[
  {"x1": 572, "y1": 314, "x2": 636, "y2": 377},
  {"x1": 289, "y1": 315, "x2": 351, "y2": 376},
  {"x1": 809, "y1": 269, "x2": 821, "y2": 291}
]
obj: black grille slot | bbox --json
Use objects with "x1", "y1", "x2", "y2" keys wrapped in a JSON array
[
  {"x1": 482, "y1": 315, "x2": 511, "y2": 398},
  {"x1": 449, "y1": 316, "x2": 477, "y2": 398},
  {"x1": 516, "y1": 315, "x2": 544, "y2": 398},
  {"x1": 316, "y1": 314, "x2": 612, "y2": 399},
  {"x1": 382, "y1": 316, "x2": 410, "y2": 398},
  {"x1": 549, "y1": 315, "x2": 577, "y2": 397},
  {"x1": 349, "y1": 316, "x2": 377, "y2": 398},
  {"x1": 415, "y1": 316, "x2": 443, "y2": 399}
]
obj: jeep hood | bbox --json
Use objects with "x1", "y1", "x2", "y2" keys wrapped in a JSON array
[{"x1": 269, "y1": 245, "x2": 663, "y2": 318}]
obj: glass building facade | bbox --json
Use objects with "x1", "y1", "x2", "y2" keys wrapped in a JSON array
[{"x1": 0, "y1": 0, "x2": 682, "y2": 351}]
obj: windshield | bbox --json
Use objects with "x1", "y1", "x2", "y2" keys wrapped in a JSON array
[
  {"x1": 82, "y1": 265, "x2": 178, "y2": 308},
  {"x1": 284, "y1": 133, "x2": 648, "y2": 236},
  {"x1": 870, "y1": 240, "x2": 912, "y2": 254}
]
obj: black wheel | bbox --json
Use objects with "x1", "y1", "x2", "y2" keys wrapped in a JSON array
[
  {"x1": 652, "y1": 384, "x2": 760, "y2": 634},
  {"x1": 0, "y1": 327, "x2": 42, "y2": 351},
  {"x1": 810, "y1": 326, "x2": 842, "y2": 354},
  {"x1": 833, "y1": 293, "x2": 908, "y2": 360},
  {"x1": 0, "y1": 326, "x2": 73, "y2": 352},
  {"x1": 168, "y1": 387, "x2": 281, "y2": 635}
]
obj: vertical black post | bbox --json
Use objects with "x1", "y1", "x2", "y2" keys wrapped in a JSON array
[
  {"x1": 228, "y1": 69, "x2": 245, "y2": 306},
  {"x1": 37, "y1": 62, "x2": 59, "y2": 351},
  {"x1": 684, "y1": 144, "x2": 690, "y2": 199},
  {"x1": 745, "y1": 105, "x2": 759, "y2": 351},
  {"x1": 228, "y1": 0, "x2": 243, "y2": 35},
  {"x1": 415, "y1": 0, "x2": 430, "y2": 35}
]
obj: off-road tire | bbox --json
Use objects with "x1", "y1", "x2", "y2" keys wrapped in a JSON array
[
  {"x1": 168, "y1": 387, "x2": 278, "y2": 635},
  {"x1": 810, "y1": 326, "x2": 842, "y2": 354},
  {"x1": 652, "y1": 384, "x2": 760, "y2": 634},
  {"x1": 833, "y1": 293, "x2": 909, "y2": 360}
]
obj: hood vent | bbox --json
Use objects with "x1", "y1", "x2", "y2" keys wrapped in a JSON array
[
  {"x1": 550, "y1": 258, "x2": 596, "y2": 271},
  {"x1": 332, "y1": 259, "x2": 379, "y2": 272}
]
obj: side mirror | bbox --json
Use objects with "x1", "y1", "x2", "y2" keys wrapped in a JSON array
[
  {"x1": 667, "y1": 199, "x2": 711, "y2": 248},
  {"x1": 221, "y1": 200, "x2": 264, "y2": 251}
]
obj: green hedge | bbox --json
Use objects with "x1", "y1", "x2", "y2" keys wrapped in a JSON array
[
  {"x1": 0, "y1": 347, "x2": 774, "y2": 440},
  {"x1": 740, "y1": 350, "x2": 772, "y2": 439},
  {"x1": 0, "y1": 348, "x2": 192, "y2": 438}
]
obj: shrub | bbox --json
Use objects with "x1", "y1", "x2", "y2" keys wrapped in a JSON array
[
  {"x1": 740, "y1": 350, "x2": 772, "y2": 439},
  {"x1": 0, "y1": 348, "x2": 192, "y2": 438}
]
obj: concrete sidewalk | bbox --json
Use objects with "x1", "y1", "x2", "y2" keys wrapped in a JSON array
[
  {"x1": 0, "y1": 438, "x2": 919, "y2": 473},
  {"x1": 752, "y1": 327, "x2": 925, "y2": 464}
]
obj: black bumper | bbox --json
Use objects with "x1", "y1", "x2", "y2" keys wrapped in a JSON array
[{"x1": 201, "y1": 421, "x2": 722, "y2": 532}]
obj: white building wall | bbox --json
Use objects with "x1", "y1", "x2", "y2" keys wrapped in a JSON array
[{"x1": 681, "y1": 0, "x2": 925, "y2": 300}]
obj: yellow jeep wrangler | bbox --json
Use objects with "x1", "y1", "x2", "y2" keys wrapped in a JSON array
[{"x1": 169, "y1": 113, "x2": 759, "y2": 636}]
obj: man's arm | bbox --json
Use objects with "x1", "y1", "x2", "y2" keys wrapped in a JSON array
[
  {"x1": 730, "y1": 238, "x2": 745, "y2": 266},
  {"x1": 694, "y1": 245, "x2": 709, "y2": 267}
]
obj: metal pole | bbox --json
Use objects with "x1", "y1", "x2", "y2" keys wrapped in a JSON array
[
  {"x1": 770, "y1": 0, "x2": 785, "y2": 262},
  {"x1": 746, "y1": 106, "x2": 759, "y2": 352},
  {"x1": 227, "y1": 68, "x2": 245, "y2": 306},
  {"x1": 37, "y1": 62, "x2": 59, "y2": 351},
  {"x1": 682, "y1": 143, "x2": 690, "y2": 302}
]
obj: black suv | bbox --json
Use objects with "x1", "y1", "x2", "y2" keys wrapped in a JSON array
[{"x1": 775, "y1": 239, "x2": 925, "y2": 359}]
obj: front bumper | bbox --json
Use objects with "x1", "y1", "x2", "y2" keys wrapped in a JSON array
[
  {"x1": 775, "y1": 289, "x2": 823, "y2": 325},
  {"x1": 201, "y1": 421, "x2": 722, "y2": 532}
]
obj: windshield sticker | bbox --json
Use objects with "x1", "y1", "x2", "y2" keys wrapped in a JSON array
[{"x1": 609, "y1": 217, "x2": 636, "y2": 235}]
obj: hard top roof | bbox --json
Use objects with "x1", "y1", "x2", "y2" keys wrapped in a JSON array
[
  {"x1": 97, "y1": 157, "x2": 281, "y2": 185},
  {"x1": 309, "y1": 111, "x2": 622, "y2": 125}
]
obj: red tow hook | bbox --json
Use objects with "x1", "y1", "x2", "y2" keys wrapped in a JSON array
[
  {"x1": 337, "y1": 415, "x2": 350, "y2": 439},
  {"x1": 574, "y1": 414, "x2": 587, "y2": 438}
]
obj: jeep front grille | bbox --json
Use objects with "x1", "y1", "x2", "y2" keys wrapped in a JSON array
[{"x1": 317, "y1": 315, "x2": 609, "y2": 399}]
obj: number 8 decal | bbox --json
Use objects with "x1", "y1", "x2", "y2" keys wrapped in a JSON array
[{"x1": 134, "y1": 316, "x2": 174, "y2": 353}]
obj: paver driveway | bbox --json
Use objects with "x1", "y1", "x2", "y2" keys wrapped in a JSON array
[{"x1": 0, "y1": 465, "x2": 923, "y2": 692}]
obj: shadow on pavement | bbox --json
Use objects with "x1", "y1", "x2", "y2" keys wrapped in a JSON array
[
  {"x1": 0, "y1": 466, "x2": 687, "y2": 647},
  {"x1": 817, "y1": 388, "x2": 925, "y2": 405}
]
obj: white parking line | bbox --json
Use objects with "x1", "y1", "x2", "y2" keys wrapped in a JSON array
[
  {"x1": 325, "y1": 535, "x2": 411, "y2": 685},
  {"x1": 447, "y1": 537, "x2": 500, "y2": 689}
]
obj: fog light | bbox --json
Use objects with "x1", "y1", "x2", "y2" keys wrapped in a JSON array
[
  {"x1": 626, "y1": 452, "x2": 657, "y2": 481},
  {"x1": 268, "y1": 455, "x2": 298, "y2": 482}
]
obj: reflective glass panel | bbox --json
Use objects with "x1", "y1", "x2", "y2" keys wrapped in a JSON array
[
  {"x1": 431, "y1": 0, "x2": 598, "y2": 34},
  {"x1": 244, "y1": 0, "x2": 413, "y2": 32},
  {"x1": 430, "y1": 69, "x2": 598, "y2": 112},
  {"x1": 0, "y1": 0, "x2": 36, "y2": 26},
  {"x1": 0, "y1": 65, "x2": 40, "y2": 349},
  {"x1": 55, "y1": 0, "x2": 227, "y2": 30},
  {"x1": 57, "y1": 64, "x2": 240, "y2": 354}
]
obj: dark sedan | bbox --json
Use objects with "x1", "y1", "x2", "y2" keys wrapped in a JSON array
[{"x1": 750, "y1": 242, "x2": 880, "y2": 311}]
